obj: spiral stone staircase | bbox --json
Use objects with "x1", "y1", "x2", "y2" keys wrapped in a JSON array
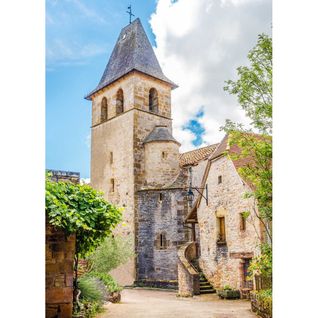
[{"x1": 177, "y1": 242, "x2": 216, "y2": 297}]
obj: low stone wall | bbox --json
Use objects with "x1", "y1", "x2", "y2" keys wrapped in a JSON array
[
  {"x1": 46, "y1": 223, "x2": 75, "y2": 318},
  {"x1": 177, "y1": 242, "x2": 200, "y2": 297}
]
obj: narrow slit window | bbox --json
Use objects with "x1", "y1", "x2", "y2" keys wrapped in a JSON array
[
  {"x1": 110, "y1": 152, "x2": 113, "y2": 164},
  {"x1": 240, "y1": 213, "x2": 247, "y2": 231},
  {"x1": 159, "y1": 233, "x2": 166, "y2": 249},
  {"x1": 218, "y1": 175, "x2": 222, "y2": 184},
  {"x1": 162, "y1": 151, "x2": 167, "y2": 159},
  {"x1": 218, "y1": 217, "x2": 226, "y2": 242},
  {"x1": 159, "y1": 193, "x2": 163, "y2": 201},
  {"x1": 110, "y1": 178, "x2": 115, "y2": 192}
]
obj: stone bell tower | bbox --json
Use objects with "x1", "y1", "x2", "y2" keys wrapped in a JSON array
[{"x1": 85, "y1": 18, "x2": 178, "y2": 285}]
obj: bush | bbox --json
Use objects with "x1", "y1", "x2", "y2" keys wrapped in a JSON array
[
  {"x1": 87, "y1": 235, "x2": 134, "y2": 274},
  {"x1": 90, "y1": 272, "x2": 123, "y2": 293},
  {"x1": 78, "y1": 276, "x2": 106, "y2": 304},
  {"x1": 251, "y1": 289, "x2": 272, "y2": 318}
]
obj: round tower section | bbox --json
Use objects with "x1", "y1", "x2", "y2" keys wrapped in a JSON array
[{"x1": 143, "y1": 125, "x2": 181, "y2": 187}]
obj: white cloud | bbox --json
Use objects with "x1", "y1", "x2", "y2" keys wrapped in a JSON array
[{"x1": 150, "y1": 0, "x2": 271, "y2": 152}]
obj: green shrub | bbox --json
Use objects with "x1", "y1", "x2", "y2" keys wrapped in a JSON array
[
  {"x1": 90, "y1": 272, "x2": 123, "y2": 293},
  {"x1": 88, "y1": 236, "x2": 134, "y2": 274},
  {"x1": 78, "y1": 276, "x2": 105, "y2": 303},
  {"x1": 223, "y1": 285, "x2": 233, "y2": 290},
  {"x1": 80, "y1": 300, "x2": 104, "y2": 318},
  {"x1": 256, "y1": 289, "x2": 272, "y2": 312}
]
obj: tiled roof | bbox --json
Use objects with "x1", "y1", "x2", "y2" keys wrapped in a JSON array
[
  {"x1": 144, "y1": 126, "x2": 180, "y2": 145},
  {"x1": 85, "y1": 18, "x2": 177, "y2": 100},
  {"x1": 179, "y1": 144, "x2": 219, "y2": 167}
]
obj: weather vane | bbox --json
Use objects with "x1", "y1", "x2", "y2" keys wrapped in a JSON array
[{"x1": 127, "y1": 4, "x2": 135, "y2": 24}]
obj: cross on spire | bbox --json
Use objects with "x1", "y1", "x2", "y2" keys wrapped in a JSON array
[{"x1": 126, "y1": 4, "x2": 135, "y2": 24}]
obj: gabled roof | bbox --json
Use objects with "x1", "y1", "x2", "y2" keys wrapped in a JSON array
[
  {"x1": 185, "y1": 132, "x2": 271, "y2": 223},
  {"x1": 85, "y1": 18, "x2": 177, "y2": 100},
  {"x1": 179, "y1": 144, "x2": 219, "y2": 167},
  {"x1": 143, "y1": 125, "x2": 180, "y2": 145}
]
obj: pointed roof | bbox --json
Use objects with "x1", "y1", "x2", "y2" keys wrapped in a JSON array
[
  {"x1": 143, "y1": 125, "x2": 180, "y2": 146},
  {"x1": 85, "y1": 18, "x2": 177, "y2": 100}
]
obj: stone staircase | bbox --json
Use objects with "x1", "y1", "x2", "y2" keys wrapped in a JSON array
[
  {"x1": 191, "y1": 258, "x2": 216, "y2": 294},
  {"x1": 199, "y1": 273, "x2": 216, "y2": 294}
]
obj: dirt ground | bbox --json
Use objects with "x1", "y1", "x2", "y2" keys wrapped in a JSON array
[{"x1": 98, "y1": 288, "x2": 258, "y2": 318}]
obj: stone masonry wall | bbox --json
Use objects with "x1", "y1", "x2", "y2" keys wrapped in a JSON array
[
  {"x1": 197, "y1": 156, "x2": 261, "y2": 290},
  {"x1": 137, "y1": 189, "x2": 190, "y2": 287},
  {"x1": 46, "y1": 223, "x2": 75, "y2": 318},
  {"x1": 144, "y1": 141, "x2": 180, "y2": 187},
  {"x1": 90, "y1": 109, "x2": 135, "y2": 285},
  {"x1": 91, "y1": 72, "x2": 172, "y2": 127}
]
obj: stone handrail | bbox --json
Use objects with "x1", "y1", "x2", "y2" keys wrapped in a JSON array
[{"x1": 177, "y1": 241, "x2": 200, "y2": 296}]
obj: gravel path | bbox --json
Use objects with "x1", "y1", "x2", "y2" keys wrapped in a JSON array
[{"x1": 98, "y1": 288, "x2": 258, "y2": 318}]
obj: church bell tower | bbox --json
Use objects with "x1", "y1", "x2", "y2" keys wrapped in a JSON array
[{"x1": 85, "y1": 18, "x2": 178, "y2": 285}]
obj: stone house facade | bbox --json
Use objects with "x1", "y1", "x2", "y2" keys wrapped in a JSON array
[
  {"x1": 185, "y1": 135, "x2": 263, "y2": 292},
  {"x1": 86, "y1": 18, "x2": 263, "y2": 291}
]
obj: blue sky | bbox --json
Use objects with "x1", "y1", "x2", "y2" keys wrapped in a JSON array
[
  {"x1": 46, "y1": 0, "x2": 271, "y2": 180},
  {"x1": 46, "y1": 0, "x2": 162, "y2": 179}
]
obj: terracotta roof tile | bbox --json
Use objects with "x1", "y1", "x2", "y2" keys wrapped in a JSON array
[{"x1": 179, "y1": 144, "x2": 219, "y2": 167}]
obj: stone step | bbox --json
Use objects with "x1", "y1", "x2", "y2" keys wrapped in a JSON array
[
  {"x1": 200, "y1": 284, "x2": 214, "y2": 290},
  {"x1": 200, "y1": 282, "x2": 212, "y2": 287},
  {"x1": 200, "y1": 289, "x2": 216, "y2": 294}
]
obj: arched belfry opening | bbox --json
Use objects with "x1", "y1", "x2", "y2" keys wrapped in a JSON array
[
  {"x1": 101, "y1": 97, "x2": 108, "y2": 122},
  {"x1": 116, "y1": 89, "x2": 124, "y2": 115},
  {"x1": 149, "y1": 88, "x2": 158, "y2": 113}
]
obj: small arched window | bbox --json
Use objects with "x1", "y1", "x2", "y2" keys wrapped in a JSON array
[
  {"x1": 101, "y1": 97, "x2": 108, "y2": 122},
  {"x1": 116, "y1": 89, "x2": 124, "y2": 115},
  {"x1": 149, "y1": 88, "x2": 158, "y2": 113}
]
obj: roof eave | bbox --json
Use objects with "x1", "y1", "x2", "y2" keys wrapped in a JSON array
[{"x1": 84, "y1": 69, "x2": 178, "y2": 101}]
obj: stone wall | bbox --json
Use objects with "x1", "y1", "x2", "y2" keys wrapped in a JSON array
[
  {"x1": 197, "y1": 156, "x2": 261, "y2": 290},
  {"x1": 136, "y1": 188, "x2": 190, "y2": 287},
  {"x1": 46, "y1": 223, "x2": 75, "y2": 318},
  {"x1": 91, "y1": 72, "x2": 172, "y2": 127},
  {"x1": 177, "y1": 242, "x2": 200, "y2": 297},
  {"x1": 144, "y1": 141, "x2": 180, "y2": 187}
]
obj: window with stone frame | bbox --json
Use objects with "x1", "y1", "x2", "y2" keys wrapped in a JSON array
[
  {"x1": 217, "y1": 216, "x2": 226, "y2": 243},
  {"x1": 149, "y1": 88, "x2": 158, "y2": 113},
  {"x1": 101, "y1": 97, "x2": 108, "y2": 122},
  {"x1": 155, "y1": 232, "x2": 168, "y2": 250},
  {"x1": 161, "y1": 151, "x2": 167, "y2": 159},
  {"x1": 116, "y1": 88, "x2": 124, "y2": 115}
]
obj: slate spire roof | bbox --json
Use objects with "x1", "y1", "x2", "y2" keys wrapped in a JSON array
[
  {"x1": 85, "y1": 18, "x2": 177, "y2": 100},
  {"x1": 143, "y1": 125, "x2": 180, "y2": 145}
]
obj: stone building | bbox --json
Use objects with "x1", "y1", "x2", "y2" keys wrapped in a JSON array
[
  {"x1": 85, "y1": 18, "x2": 264, "y2": 292},
  {"x1": 184, "y1": 135, "x2": 265, "y2": 295},
  {"x1": 46, "y1": 170, "x2": 79, "y2": 318}
]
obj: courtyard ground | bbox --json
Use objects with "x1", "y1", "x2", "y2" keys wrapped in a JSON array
[{"x1": 98, "y1": 288, "x2": 258, "y2": 318}]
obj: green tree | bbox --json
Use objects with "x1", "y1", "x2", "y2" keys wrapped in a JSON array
[
  {"x1": 224, "y1": 34, "x2": 272, "y2": 135},
  {"x1": 222, "y1": 34, "x2": 272, "y2": 280},
  {"x1": 45, "y1": 175, "x2": 122, "y2": 303}
]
